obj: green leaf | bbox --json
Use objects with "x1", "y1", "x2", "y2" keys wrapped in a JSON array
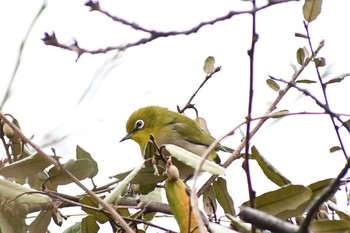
[
  {"x1": 314, "y1": 57, "x2": 326, "y2": 67},
  {"x1": 203, "y1": 56, "x2": 215, "y2": 74},
  {"x1": 76, "y1": 145, "x2": 98, "y2": 178},
  {"x1": 139, "y1": 188, "x2": 162, "y2": 222},
  {"x1": 81, "y1": 215, "x2": 100, "y2": 233},
  {"x1": 165, "y1": 144, "x2": 225, "y2": 176},
  {"x1": 28, "y1": 210, "x2": 52, "y2": 233},
  {"x1": 113, "y1": 166, "x2": 166, "y2": 185},
  {"x1": 297, "y1": 79, "x2": 317, "y2": 84},
  {"x1": 0, "y1": 210, "x2": 15, "y2": 233},
  {"x1": 310, "y1": 220, "x2": 350, "y2": 233},
  {"x1": 298, "y1": 178, "x2": 335, "y2": 212},
  {"x1": 139, "y1": 188, "x2": 163, "y2": 221},
  {"x1": 140, "y1": 187, "x2": 162, "y2": 204},
  {"x1": 48, "y1": 159, "x2": 94, "y2": 186},
  {"x1": 266, "y1": 79, "x2": 280, "y2": 92},
  {"x1": 251, "y1": 146, "x2": 291, "y2": 186},
  {"x1": 139, "y1": 183, "x2": 157, "y2": 195},
  {"x1": 0, "y1": 153, "x2": 52, "y2": 179},
  {"x1": 117, "y1": 208, "x2": 131, "y2": 217},
  {"x1": 307, "y1": 178, "x2": 335, "y2": 201},
  {"x1": 0, "y1": 179, "x2": 51, "y2": 204},
  {"x1": 242, "y1": 184, "x2": 312, "y2": 219},
  {"x1": 303, "y1": 0, "x2": 323, "y2": 22},
  {"x1": 27, "y1": 172, "x2": 57, "y2": 191},
  {"x1": 2, "y1": 116, "x2": 27, "y2": 158},
  {"x1": 203, "y1": 185, "x2": 217, "y2": 217},
  {"x1": 325, "y1": 73, "x2": 350, "y2": 85},
  {"x1": 213, "y1": 177, "x2": 235, "y2": 216},
  {"x1": 296, "y1": 47, "x2": 306, "y2": 65},
  {"x1": 329, "y1": 146, "x2": 341, "y2": 153},
  {"x1": 80, "y1": 196, "x2": 109, "y2": 223},
  {"x1": 63, "y1": 222, "x2": 81, "y2": 233}
]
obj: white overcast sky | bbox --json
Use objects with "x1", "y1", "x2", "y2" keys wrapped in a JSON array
[{"x1": 1, "y1": 0, "x2": 350, "y2": 231}]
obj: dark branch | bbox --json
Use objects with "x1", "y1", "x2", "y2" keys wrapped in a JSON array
[
  {"x1": 239, "y1": 207, "x2": 300, "y2": 233},
  {"x1": 43, "y1": 0, "x2": 299, "y2": 60}
]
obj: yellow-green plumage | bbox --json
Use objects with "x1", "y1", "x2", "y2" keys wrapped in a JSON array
[{"x1": 121, "y1": 106, "x2": 229, "y2": 179}]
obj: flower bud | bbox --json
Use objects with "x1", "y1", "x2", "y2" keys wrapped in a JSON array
[{"x1": 167, "y1": 165, "x2": 179, "y2": 182}]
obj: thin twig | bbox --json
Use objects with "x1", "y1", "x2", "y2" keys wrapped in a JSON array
[
  {"x1": 270, "y1": 78, "x2": 350, "y2": 134},
  {"x1": 43, "y1": 0, "x2": 299, "y2": 60},
  {"x1": 177, "y1": 66, "x2": 221, "y2": 114},
  {"x1": 303, "y1": 21, "x2": 348, "y2": 160}
]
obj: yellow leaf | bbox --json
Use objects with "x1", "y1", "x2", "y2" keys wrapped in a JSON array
[{"x1": 165, "y1": 178, "x2": 199, "y2": 233}]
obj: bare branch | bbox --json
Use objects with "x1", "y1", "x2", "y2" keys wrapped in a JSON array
[
  {"x1": 177, "y1": 66, "x2": 221, "y2": 114},
  {"x1": 303, "y1": 21, "x2": 348, "y2": 161},
  {"x1": 42, "y1": 0, "x2": 299, "y2": 60}
]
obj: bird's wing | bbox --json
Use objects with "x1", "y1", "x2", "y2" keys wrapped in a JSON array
[
  {"x1": 172, "y1": 121, "x2": 234, "y2": 153},
  {"x1": 172, "y1": 121, "x2": 214, "y2": 146}
]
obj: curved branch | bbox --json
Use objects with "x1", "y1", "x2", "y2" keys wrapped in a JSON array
[{"x1": 42, "y1": 0, "x2": 299, "y2": 60}]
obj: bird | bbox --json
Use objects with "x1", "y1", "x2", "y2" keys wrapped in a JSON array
[{"x1": 120, "y1": 105, "x2": 232, "y2": 180}]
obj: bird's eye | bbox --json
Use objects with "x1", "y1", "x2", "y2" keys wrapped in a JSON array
[{"x1": 135, "y1": 119, "x2": 144, "y2": 130}]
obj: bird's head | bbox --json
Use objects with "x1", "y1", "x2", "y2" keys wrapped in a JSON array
[{"x1": 120, "y1": 106, "x2": 170, "y2": 151}]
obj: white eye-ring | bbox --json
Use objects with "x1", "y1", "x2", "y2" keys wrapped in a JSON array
[{"x1": 135, "y1": 119, "x2": 144, "y2": 129}]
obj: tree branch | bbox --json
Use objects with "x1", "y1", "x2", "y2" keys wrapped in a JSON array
[
  {"x1": 42, "y1": 0, "x2": 299, "y2": 60},
  {"x1": 303, "y1": 21, "x2": 348, "y2": 161},
  {"x1": 244, "y1": 0, "x2": 258, "y2": 221},
  {"x1": 0, "y1": 112, "x2": 134, "y2": 233},
  {"x1": 239, "y1": 207, "x2": 299, "y2": 233},
  {"x1": 267, "y1": 78, "x2": 350, "y2": 233},
  {"x1": 197, "y1": 40, "x2": 325, "y2": 197}
]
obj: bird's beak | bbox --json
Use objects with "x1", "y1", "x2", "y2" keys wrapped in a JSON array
[{"x1": 120, "y1": 131, "x2": 135, "y2": 143}]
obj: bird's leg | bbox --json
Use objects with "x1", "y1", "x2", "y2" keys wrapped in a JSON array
[
  {"x1": 151, "y1": 158, "x2": 159, "y2": 176},
  {"x1": 148, "y1": 134, "x2": 168, "y2": 163},
  {"x1": 148, "y1": 134, "x2": 168, "y2": 176},
  {"x1": 158, "y1": 145, "x2": 170, "y2": 163}
]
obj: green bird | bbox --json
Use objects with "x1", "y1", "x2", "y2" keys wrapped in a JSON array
[{"x1": 121, "y1": 106, "x2": 232, "y2": 179}]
